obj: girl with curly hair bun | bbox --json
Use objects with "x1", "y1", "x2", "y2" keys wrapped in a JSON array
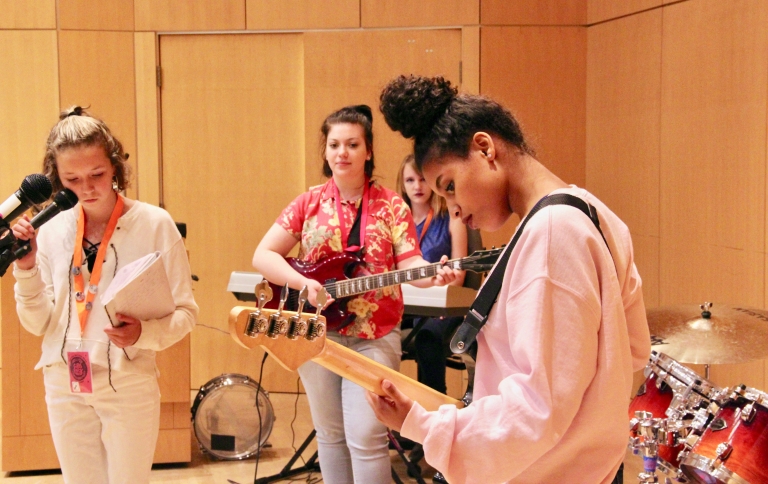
[
  {"x1": 252, "y1": 104, "x2": 458, "y2": 484},
  {"x1": 367, "y1": 75, "x2": 651, "y2": 484}
]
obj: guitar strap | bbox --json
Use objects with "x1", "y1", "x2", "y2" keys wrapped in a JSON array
[
  {"x1": 449, "y1": 193, "x2": 612, "y2": 358},
  {"x1": 346, "y1": 198, "x2": 364, "y2": 250}
]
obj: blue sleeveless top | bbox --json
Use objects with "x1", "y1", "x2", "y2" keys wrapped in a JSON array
[{"x1": 416, "y1": 211, "x2": 452, "y2": 263}]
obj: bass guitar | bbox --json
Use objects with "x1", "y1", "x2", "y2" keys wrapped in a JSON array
[
  {"x1": 264, "y1": 248, "x2": 501, "y2": 332},
  {"x1": 230, "y1": 282, "x2": 464, "y2": 411}
]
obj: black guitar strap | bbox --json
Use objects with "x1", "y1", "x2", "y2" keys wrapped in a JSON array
[
  {"x1": 346, "y1": 198, "x2": 364, "y2": 250},
  {"x1": 450, "y1": 193, "x2": 611, "y2": 356}
]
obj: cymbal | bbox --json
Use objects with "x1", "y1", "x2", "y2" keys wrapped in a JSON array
[{"x1": 648, "y1": 302, "x2": 768, "y2": 365}]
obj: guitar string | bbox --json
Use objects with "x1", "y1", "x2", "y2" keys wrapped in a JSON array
[{"x1": 277, "y1": 250, "x2": 498, "y2": 306}]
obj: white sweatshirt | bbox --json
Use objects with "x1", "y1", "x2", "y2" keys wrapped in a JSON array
[{"x1": 14, "y1": 200, "x2": 198, "y2": 377}]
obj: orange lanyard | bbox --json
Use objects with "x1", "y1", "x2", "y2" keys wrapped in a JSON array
[
  {"x1": 72, "y1": 195, "x2": 124, "y2": 334},
  {"x1": 417, "y1": 208, "x2": 434, "y2": 248}
]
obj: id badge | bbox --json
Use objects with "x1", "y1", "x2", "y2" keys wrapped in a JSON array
[{"x1": 67, "y1": 351, "x2": 93, "y2": 394}]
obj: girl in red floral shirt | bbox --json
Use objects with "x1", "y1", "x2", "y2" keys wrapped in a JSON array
[{"x1": 253, "y1": 104, "x2": 457, "y2": 483}]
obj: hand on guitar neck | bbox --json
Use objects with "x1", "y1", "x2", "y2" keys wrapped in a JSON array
[{"x1": 264, "y1": 248, "x2": 501, "y2": 332}]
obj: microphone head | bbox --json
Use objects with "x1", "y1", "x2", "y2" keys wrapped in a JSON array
[
  {"x1": 20, "y1": 174, "x2": 53, "y2": 204},
  {"x1": 52, "y1": 189, "x2": 78, "y2": 211}
]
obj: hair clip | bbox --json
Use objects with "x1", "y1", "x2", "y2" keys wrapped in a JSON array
[{"x1": 66, "y1": 106, "x2": 83, "y2": 117}]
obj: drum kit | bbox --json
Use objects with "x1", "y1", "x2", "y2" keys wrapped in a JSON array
[
  {"x1": 191, "y1": 373, "x2": 275, "y2": 460},
  {"x1": 628, "y1": 302, "x2": 768, "y2": 484}
]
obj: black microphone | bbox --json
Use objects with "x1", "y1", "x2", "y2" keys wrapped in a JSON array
[
  {"x1": 0, "y1": 189, "x2": 79, "y2": 274},
  {"x1": 0, "y1": 174, "x2": 53, "y2": 223}
]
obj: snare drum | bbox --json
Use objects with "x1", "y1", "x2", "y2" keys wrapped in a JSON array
[
  {"x1": 191, "y1": 373, "x2": 275, "y2": 460},
  {"x1": 681, "y1": 386, "x2": 768, "y2": 484},
  {"x1": 629, "y1": 351, "x2": 719, "y2": 480}
]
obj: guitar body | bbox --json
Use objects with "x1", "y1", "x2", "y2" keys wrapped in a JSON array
[{"x1": 264, "y1": 252, "x2": 366, "y2": 332}]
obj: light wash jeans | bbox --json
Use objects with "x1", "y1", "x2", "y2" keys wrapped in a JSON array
[
  {"x1": 298, "y1": 328, "x2": 401, "y2": 484},
  {"x1": 43, "y1": 363, "x2": 161, "y2": 484}
]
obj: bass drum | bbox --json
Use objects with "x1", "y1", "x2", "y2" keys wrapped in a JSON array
[{"x1": 191, "y1": 373, "x2": 275, "y2": 460}]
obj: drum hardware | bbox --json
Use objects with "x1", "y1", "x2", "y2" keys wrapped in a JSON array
[
  {"x1": 628, "y1": 351, "x2": 730, "y2": 484},
  {"x1": 680, "y1": 385, "x2": 768, "y2": 484},
  {"x1": 191, "y1": 373, "x2": 275, "y2": 461},
  {"x1": 267, "y1": 283, "x2": 289, "y2": 339},
  {"x1": 245, "y1": 281, "x2": 272, "y2": 337},
  {"x1": 647, "y1": 302, "x2": 768, "y2": 365}
]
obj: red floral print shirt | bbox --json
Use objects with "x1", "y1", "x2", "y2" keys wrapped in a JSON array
[{"x1": 277, "y1": 179, "x2": 420, "y2": 339}]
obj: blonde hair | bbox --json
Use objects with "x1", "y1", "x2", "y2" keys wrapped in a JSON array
[
  {"x1": 396, "y1": 154, "x2": 447, "y2": 215},
  {"x1": 42, "y1": 106, "x2": 131, "y2": 195}
]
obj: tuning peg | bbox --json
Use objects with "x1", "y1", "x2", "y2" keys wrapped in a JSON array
[
  {"x1": 267, "y1": 283, "x2": 290, "y2": 339},
  {"x1": 306, "y1": 287, "x2": 328, "y2": 341},
  {"x1": 287, "y1": 286, "x2": 309, "y2": 339},
  {"x1": 245, "y1": 280, "x2": 273, "y2": 337}
]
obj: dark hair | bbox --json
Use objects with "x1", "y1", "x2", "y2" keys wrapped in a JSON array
[
  {"x1": 379, "y1": 75, "x2": 534, "y2": 170},
  {"x1": 43, "y1": 106, "x2": 131, "y2": 194},
  {"x1": 321, "y1": 104, "x2": 375, "y2": 178}
]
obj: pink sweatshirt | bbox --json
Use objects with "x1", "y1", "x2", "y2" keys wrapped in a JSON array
[{"x1": 401, "y1": 187, "x2": 651, "y2": 484}]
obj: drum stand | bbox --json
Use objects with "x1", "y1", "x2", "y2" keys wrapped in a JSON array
[
  {"x1": 254, "y1": 430, "x2": 320, "y2": 484},
  {"x1": 629, "y1": 412, "x2": 674, "y2": 484}
]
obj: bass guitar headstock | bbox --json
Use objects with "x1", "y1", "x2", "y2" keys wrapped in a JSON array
[{"x1": 229, "y1": 281, "x2": 328, "y2": 371}]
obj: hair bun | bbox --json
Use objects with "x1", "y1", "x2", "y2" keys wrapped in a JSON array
[
  {"x1": 379, "y1": 75, "x2": 457, "y2": 139},
  {"x1": 352, "y1": 104, "x2": 373, "y2": 123},
  {"x1": 60, "y1": 106, "x2": 85, "y2": 120}
]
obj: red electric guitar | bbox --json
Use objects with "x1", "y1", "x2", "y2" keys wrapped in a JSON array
[{"x1": 264, "y1": 248, "x2": 501, "y2": 332}]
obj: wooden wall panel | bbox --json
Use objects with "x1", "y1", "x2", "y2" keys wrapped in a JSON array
[
  {"x1": 461, "y1": 26, "x2": 480, "y2": 95},
  {"x1": 135, "y1": 0, "x2": 245, "y2": 32},
  {"x1": 361, "y1": 0, "x2": 478, "y2": 28},
  {"x1": 586, "y1": 9, "x2": 661, "y2": 239},
  {"x1": 58, "y1": 31, "x2": 137, "y2": 200},
  {"x1": 303, "y1": 29, "x2": 462, "y2": 192},
  {"x1": 587, "y1": 0, "x2": 661, "y2": 25},
  {"x1": 59, "y1": 0, "x2": 134, "y2": 31},
  {"x1": 246, "y1": 0, "x2": 359, "y2": 30},
  {"x1": 481, "y1": 26, "x2": 586, "y2": 249},
  {"x1": 134, "y1": 32, "x2": 160, "y2": 206},
  {"x1": 659, "y1": 0, "x2": 768, "y2": 391},
  {"x1": 0, "y1": 30, "x2": 59, "y2": 205},
  {"x1": 0, "y1": 0, "x2": 56, "y2": 29},
  {"x1": 159, "y1": 33, "x2": 305, "y2": 392},
  {"x1": 482, "y1": 0, "x2": 587, "y2": 26}
]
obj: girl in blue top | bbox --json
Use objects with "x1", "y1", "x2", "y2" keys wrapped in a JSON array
[{"x1": 397, "y1": 154, "x2": 467, "y2": 394}]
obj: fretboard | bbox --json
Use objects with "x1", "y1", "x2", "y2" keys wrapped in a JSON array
[{"x1": 326, "y1": 259, "x2": 463, "y2": 299}]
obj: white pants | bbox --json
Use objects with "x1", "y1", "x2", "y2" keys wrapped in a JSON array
[
  {"x1": 43, "y1": 363, "x2": 161, "y2": 484},
  {"x1": 297, "y1": 329, "x2": 401, "y2": 484}
]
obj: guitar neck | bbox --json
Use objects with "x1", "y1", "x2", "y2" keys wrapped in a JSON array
[
  {"x1": 228, "y1": 305, "x2": 463, "y2": 411},
  {"x1": 329, "y1": 260, "x2": 463, "y2": 299},
  {"x1": 315, "y1": 339, "x2": 464, "y2": 411}
]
